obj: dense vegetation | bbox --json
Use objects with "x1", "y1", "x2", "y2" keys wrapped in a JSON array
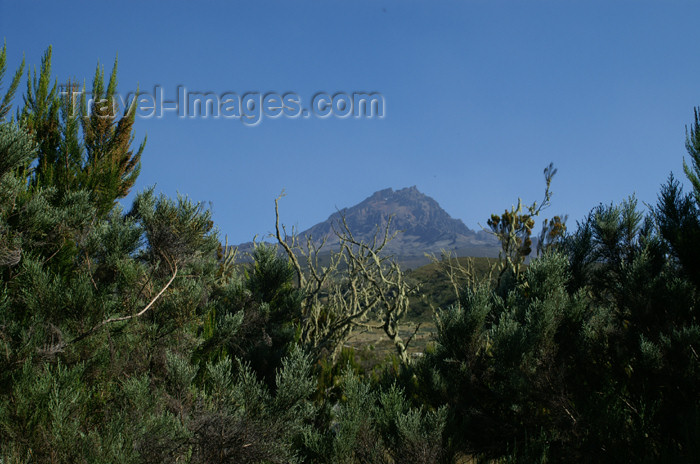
[{"x1": 1, "y1": 46, "x2": 700, "y2": 463}]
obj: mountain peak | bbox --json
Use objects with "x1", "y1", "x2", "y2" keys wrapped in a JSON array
[
  {"x1": 369, "y1": 185, "x2": 419, "y2": 198},
  {"x1": 300, "y1": 187, "x2": 496, "y2": 261},
  {"x1": 234, "y1": 187, "x2": 499, "y2": 267}
]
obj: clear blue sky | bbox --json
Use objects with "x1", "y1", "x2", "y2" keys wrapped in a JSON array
[{"x1": 2, "y1": 1, "x2": 700, "y2": 244}]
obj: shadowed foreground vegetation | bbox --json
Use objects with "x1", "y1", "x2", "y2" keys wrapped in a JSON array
[{"x1": 2, "y1": 46, "x2": 700, "y2": 463}]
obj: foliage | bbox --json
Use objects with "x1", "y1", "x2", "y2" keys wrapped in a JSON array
[
  {"x1": 2, "y1": 45, "x2": 700, "y2": 464},
  {"x1": 486, "y1": 163, "x2": 564, "y2": 287},
  {"x1": 417, "y1": 164, "x2": 700, "y2": 462},
  {"x1": 274, "y1": 194, "x2": 417, "y2": 365},
  {"x1": 19, "y1": 46, "x2": 144, "y2": 217}
]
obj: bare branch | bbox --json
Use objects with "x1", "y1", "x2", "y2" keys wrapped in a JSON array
[
  {"x1": 274, "y1": 192, "x2": 305, "y2": 288},
  {"x1": 273, "y1": 200, "x2": 414, "y2": 364},
  {"x1": 67, "y1": 259, "x2": 178, "y2": 346}
]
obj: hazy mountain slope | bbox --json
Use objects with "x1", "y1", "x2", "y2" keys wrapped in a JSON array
[{"x1": 236, "y1": 186, "x2": 499, "y2": 266}]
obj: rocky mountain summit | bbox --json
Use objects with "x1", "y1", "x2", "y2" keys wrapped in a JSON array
[
  {"x1": 296, "y1": 186, "x2": 498, "y2": 265},
  {"x1": 235, "y1": 186, "x2": 499, "y2": 267}
]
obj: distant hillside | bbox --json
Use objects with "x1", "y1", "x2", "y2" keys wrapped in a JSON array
[
  {"x1": 236, "y1": 186, "x2": 500, "y2": 266},
  {"x1": 405, "y1": 256, "x2": 496, "y2": 319}
]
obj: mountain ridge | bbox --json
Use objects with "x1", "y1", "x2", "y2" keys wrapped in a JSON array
[{"x1": 235, "y1": 186, "x2": 499, "y2": 267}]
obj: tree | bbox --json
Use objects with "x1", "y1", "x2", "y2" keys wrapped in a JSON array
[
  {"x1": 419, "y1": 147, "x2": 700, "y2": 461},
  {"x1": 20, "y1": 46, "x2": 144, "y2": 216},
  {"x1": 274, "y1": 194, "x2": 417, "y2": 365},
  {"x1": 0, "y1": 42, "x2": 24, "y2": 121},
  {"x1": 486, "y1": 163, "x2": 564, "y2": 288}
]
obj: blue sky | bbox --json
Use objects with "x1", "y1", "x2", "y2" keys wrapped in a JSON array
[{"x1": 2, "y1": 1, "x2": 700, "y2": 244}]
